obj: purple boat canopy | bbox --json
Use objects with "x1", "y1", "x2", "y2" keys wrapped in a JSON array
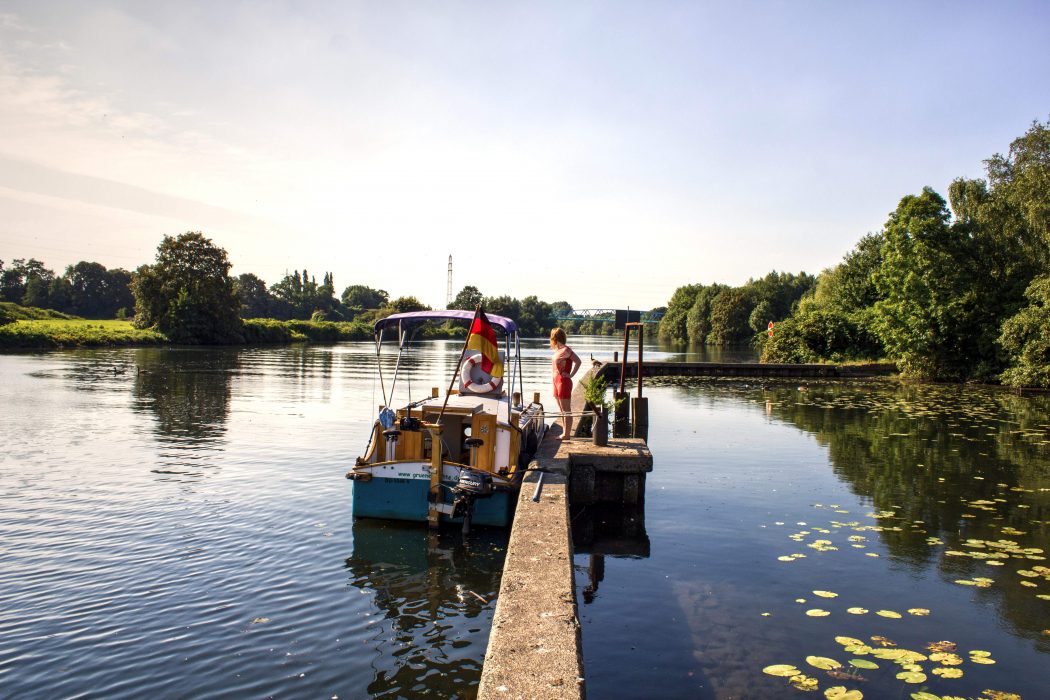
[{"x1": 373, "y1": 310, "x2": 518, "y2": 335}]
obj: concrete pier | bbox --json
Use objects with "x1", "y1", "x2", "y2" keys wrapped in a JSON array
[{"x1": 477, "y1": 435, "x2": 583, "y2": 700}]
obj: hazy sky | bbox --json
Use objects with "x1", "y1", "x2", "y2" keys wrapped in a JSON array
[{"x1": 1, "y1": 1, "x2": 1047, "y2": 310}]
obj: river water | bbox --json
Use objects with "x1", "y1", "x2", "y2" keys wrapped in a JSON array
[{"x1": 1, "y1": 339, "x2": 1047, "y2": 699}]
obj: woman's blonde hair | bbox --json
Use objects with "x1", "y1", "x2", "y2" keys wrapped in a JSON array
[{"x1": 550, "y1": 327, "x2": 567, "y2": 345}]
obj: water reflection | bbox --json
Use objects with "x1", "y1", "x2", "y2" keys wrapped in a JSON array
[
  {"x1": 572, "y1": 504, "x2": 649, "y2": 604},
  {"x1": 345, "y1": 520, "x2": 508, "y2": 699},
  {"x1": 131, "y1": 348, "x2": 237, "y2": 479}
]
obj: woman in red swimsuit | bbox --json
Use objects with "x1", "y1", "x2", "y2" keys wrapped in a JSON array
[{"x1": 550, "y1": 327, "x2": 581, "y2": 438}]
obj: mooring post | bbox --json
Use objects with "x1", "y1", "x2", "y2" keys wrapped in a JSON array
[{"x1": 632, "y1": 396, "x2": 649, "y2": 441}]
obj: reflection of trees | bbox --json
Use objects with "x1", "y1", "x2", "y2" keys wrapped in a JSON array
[
  {"x1": 345, "y1": 520, "x2": 507, "y2": 698},
  {"x1": 655, "y1": 377, "x2": 1050, "y2": 646},
  {"x1": 132, "y1": 348, "x2": 237, "y2": 476},
  {"x1": 680, "y1": 379, "x2": 1050, "y2": 647}
]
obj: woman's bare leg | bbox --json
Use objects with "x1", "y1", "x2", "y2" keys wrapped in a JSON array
[{"x1": 557, "y1": 396, "x2": 573, "y2": 437}]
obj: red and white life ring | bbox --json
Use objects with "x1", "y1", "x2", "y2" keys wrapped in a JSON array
[{"x1": 461, "y1": 353, "x2": 503, "y2": 394}]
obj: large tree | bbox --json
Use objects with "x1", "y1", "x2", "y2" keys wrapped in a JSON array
[
  {"x1": 234, "y1": 273, "x2": 273, "y2": 318},
  {"x1": 450, "y1": 285, "x2": 483, "y2": 310},
  {"x1": 131, "y1": 232, "x2": 243, "y2": 343}
]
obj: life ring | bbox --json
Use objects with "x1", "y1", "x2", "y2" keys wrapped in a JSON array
[{"x1": 461, "y1": 353, "x2": 503, "y2": 393}]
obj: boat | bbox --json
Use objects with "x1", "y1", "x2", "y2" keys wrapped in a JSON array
[{"x1": 346, "y1": 309, "x2": 546, "y2": 530}]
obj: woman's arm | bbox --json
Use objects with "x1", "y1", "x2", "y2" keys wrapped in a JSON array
[{"x1": 569, "y1": 349, "x2": 582, "y2": 378}]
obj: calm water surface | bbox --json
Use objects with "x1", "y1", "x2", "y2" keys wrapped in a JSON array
[
  {"x1": 577, "y1": 378, "x2": 1050, "y2": 699},
  {"x1": 6, "y1": 339, "x2": 1046, "y2": 699},
  {"x1": 0, "y1": 336, "x2": 660, "y2": 699}
]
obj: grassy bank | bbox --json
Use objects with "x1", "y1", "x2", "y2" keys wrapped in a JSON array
[
  {"x1": 0, "y1": 319, "x2": 168, "y2": 348},
  {"x1": 0, "y1": 317, "x2": 464, "y2": 349}
]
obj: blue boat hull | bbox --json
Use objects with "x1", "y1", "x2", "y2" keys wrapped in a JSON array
[{"x1": 351, "y1": 467, "x2": 516, "y2": 527}]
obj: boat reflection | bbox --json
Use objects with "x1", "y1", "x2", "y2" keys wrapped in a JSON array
[{"x1": 344, "y1": 519, "x2": 508, "y2": 698}]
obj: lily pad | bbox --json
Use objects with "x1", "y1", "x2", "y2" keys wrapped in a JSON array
[
  {"x1": 907, "y1": 608, "x2": 930, "y2": 616},
  {"x1": 932, "y1": 667, "x2": 964, "y2": 678},
  {"x1": 763, "y1": 664, "x2": 800, "y2": 677},
  {"x1": 896, "y1": 670, "x2": 927, "y2": 683},
  {"x1": 824, "y1": 687, "x2": 863, "y2": 700},
  {"x1": 806, "y1": 609, "x2": 831, "y2": 617},
  {"x1": 876, "y1": 610, "x2": 902, "y2": 618},
  {"x1": 813, "y1": 590, "x2": 839, "y2": 598},
  {"x1": 846, "y1": 607, "x2": 869, "y2": 615},
  {"x1": 806, "y1": 656, "x2": 842, "y2": 670},
  {"x1": 835, "y1": 636, "x2": 865, "y2": 647},
  {"x1": 849, "y1": 659, "x2": 879, "y2": 670}
]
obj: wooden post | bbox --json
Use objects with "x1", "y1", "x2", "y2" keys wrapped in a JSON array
[
  {"x1": 431, "y1": 387, "x2": 439, "y2": 398},
  {"x1": 533, "y1": 392, "x2": 541, "y2": 405},
  {"x1": 632, "y1": 397, "x2": 649, "y2": 442},
  {"x1": 427, "y1": 423, "x2": 443, "y2": 528}
]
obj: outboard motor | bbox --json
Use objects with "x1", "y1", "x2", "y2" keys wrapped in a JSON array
[{"x1": 452, "y1": 464, "x2": 493, "y2": 535}]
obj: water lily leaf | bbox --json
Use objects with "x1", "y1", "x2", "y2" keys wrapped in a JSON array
[
  {"x1": 968, "y1": 650, "x2": 991, "y2": 657},
  {"x1": 870, "y1": 635, "x2": 896, "y2": 647},
  {"x1": 907, "y1": 608, "x2": 930, "y2": 616},
  {"x1": 824, "y1": 687, "x2": 863, "y2": 700},
  {"x1": 762, "y1": 664, "x2": 800, "y2": 677},
  {"x1": 969, "y1": 656, "x2": 996, "y2": 665},
  {"x1": 813, "y1": 590, "x2": 839, "y2": 598},
  {"x1": 790, "y1": 674, "x2": 820, "y2": 691},
  {"x1": 932, "y1": 667, "x2": 964, "y2": 678},
  {"x1": 806, "y1": 656, "x2": 842, "y2": 670},
  {"x1": 849, "y1": 659, "x2": 879, "y2": 669},
  {"x1": 806, "y1": 609, "x2": 831, "y2": 617},
  {"x1": 835, "y1": 636, "x2": 864, "y2": 647},
  {"x1": 876, "y1": 610, "x2": 902, "y2": 618},
  {"x1": 846, "y1": 607, "x2": 869, "y2": 615},
  {"x1": 896, "y1": 670, "x2": 927, "y2": 683},
  {"x1": 910, "y1": 693, "x2": 941, "y2": 700}
]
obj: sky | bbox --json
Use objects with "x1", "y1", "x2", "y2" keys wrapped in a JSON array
[{"x1": 0, "y1": 1, "x2": 1047, "y2": 311}]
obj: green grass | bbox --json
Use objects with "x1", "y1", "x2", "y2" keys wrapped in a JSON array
[
  {"x1": 0, "y1": 301, "x2": 77, "y2": 321},
  {"x1": 0, "y1": 319, "x2": 168, "y2": 348}
]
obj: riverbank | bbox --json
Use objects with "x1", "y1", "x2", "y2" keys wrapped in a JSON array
[{"x1": 0, "y1": 317, "x2": 470, "y2": 349}]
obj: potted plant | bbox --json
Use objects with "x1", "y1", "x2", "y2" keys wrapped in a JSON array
[{"x1": 583, "y1": 374, "x2": 622, "y2": 447}]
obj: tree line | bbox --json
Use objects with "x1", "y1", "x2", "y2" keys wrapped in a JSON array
[
  {"x1": 1, "y1": 258, "x2": 135, "y2": 319},
  {"x1": 660, "y1": 118, "x2": 1049, "y2": 388}
]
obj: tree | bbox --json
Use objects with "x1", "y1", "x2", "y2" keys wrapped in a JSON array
[
  {"x1": 999, "y1": 275, "x2": 1050, "y2": 387},
  {"x1": 483, "y1": 295, "x2": 521, "y2": 322},
  {"x1": 342, "y1": 284, "x2": 388, "y2": 311},
  {"x1": 22, "y1": 276, "x2": 50, "y2": 308},
  {"x1": 234, "y1": 273, "x2": 273, "y2": 318},
  {"x1": 131, "y1": 232, "x2": 243, "y2": 343},
  {"x1": 66, "y1": 261, "x2": 110, "y2": 317},
  {"x1": 659, "y1": 284, "x2": 702, "y2": 342},
  {"x1": 450, "y1": 285, "x2": 483, "y2": 310},
  {"x1": 2, "y1": 258, "x2": 52, "y2": 304},
  {"x1": 388, "y1": 296, "x2": 429, "y2": 313},
  {"x1": 706, "y1": 287, "x2": 755, "y2": 345}
]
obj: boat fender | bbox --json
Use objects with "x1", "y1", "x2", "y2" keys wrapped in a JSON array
[{"x1": 461, "y1": 354, "x2": 502, "y2": 393}]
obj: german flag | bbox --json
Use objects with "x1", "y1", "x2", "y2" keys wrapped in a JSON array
[{"x1": 466, "y1": 307, "x2": 503, "y2": 378}]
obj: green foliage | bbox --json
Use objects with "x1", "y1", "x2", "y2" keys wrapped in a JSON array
[
  {"x1": 341, "y1": 284, "x2": 388, "y2": 311},
  {"x1": 659, "y1": 284, "x2": 702, "y2": 342},
  {"x1": 999, "y1": 275, "x2": 1050, "y2": 387},
  {"x1": 0, "y1": 319, "x2": 166, "y2": 348},
  {"x1": 270, "y1": 269, "x2": 339, "y2": 320},
  {"x1": 0, "y1": 301, "x2": 76, "y2": 320},
  {"x1": 0, "y1": 306, "x2": 13, "y2": 326},
  {"x1": 234, "y1": 273, "x2": 273, "y2": 318},
  {"x1": 450, "y1": 285, "x2": 483, "y2": 310},
  {"x1": 581, "y1": 373, "x2": 623, "y2": 411},
  {"x1": 131, "y1": 232, "x2": 244, "y2": 344},
  {"x1": 388, "y1": 296, "x2": 430, "y2": 313},
  {"x1": 707, "y1": 287, "x2": 755, "y2": 345},
  {"x1": 242, "y1": 318, "x2": 372, "y2": 344}
]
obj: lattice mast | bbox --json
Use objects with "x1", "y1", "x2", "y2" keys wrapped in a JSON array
[{"x1": 446, "y1": 255, "x2": 453, "y2": 309}]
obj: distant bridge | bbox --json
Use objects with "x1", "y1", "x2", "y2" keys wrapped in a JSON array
[{"x1": 553, "y1": 309, "x2": 664, "y2": 324}]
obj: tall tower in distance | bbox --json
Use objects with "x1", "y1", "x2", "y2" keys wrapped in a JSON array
[{"x1": 446, "y1": 255, "x2": 453, "y2": 309}]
